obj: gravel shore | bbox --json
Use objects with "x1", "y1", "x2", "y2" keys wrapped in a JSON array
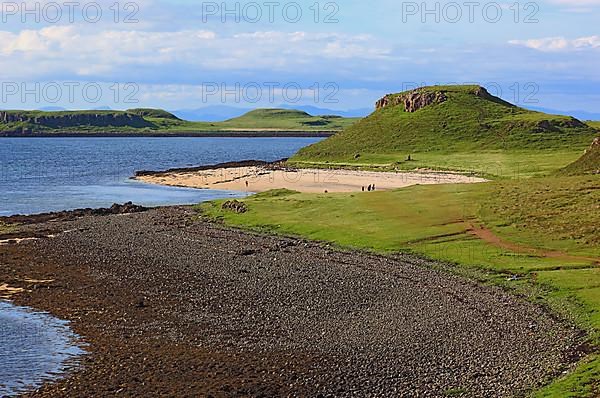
[{"x1": 0, "y1": 206, "x2": 585, "y2": 397}]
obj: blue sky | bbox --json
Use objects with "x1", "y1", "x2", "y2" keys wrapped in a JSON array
[{"x1": 0, "y1": 0, "x2": 599, "y2": 114}]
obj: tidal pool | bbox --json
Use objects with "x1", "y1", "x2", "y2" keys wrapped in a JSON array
[{"x1": 0, "y1": 301, "x2": 85, "y2": 396}]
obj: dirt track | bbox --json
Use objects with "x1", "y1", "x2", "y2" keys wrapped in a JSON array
[{"x1": 0, "y1": 207, "x2": 585, "y2": 397}]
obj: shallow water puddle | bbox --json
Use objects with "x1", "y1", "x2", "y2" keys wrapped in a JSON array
[
  {"x1": 0, "y1": 237, "x2": 40, "y2": 246},
  {"x1": 0, "y1": 301, "x2": 86, "y2": 396}
]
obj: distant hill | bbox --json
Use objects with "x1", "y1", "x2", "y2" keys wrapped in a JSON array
[
  {"x1": 0, "y1": 107, "x2": 358, "y2": 136},
  {"x1": 277, "y1": 104, "x2": 373, "y2": 118},
  {"x1": 561, "y1": 137, "x2": 600, "y2": 175},
  {"x1": 171, "y1": 106, "x2": 251, "y2": 122},
  {"x1": 172, "y1": 105, "x2": 372, "y2": 122},
  {"x1": 293, "y1": 85, "x2": 597, "y2": 165},
  {"x1": 208, "y1": 109, "x2": 358, "y2": 131},
  {"x1": 526, "y1": 106, "x2": 600, "y2": 122}
]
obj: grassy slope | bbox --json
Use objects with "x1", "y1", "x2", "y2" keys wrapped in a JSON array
[
  {"x1": 200, "y1": 175, "x2": 600, "y2": 397},
  {"x1": 561, "y1": 137, "x2": 600, "y2": 176},
  {"x1": 587, "y1": 121, "x2": 600, "y2": 130},
  {"x1": 291, "y1": 86, "x2": 597, "y2": 177},
  {"x1": 0, "y1": 108, "x2": 358, "y2": 134}
]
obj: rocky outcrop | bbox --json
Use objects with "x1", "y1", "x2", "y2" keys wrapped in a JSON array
[
  {"x1": 561, "y1": 136, "x2": 600, "y2": 175},
  {"x1": 376, "y1": 90, "x2": 448, "y2": 112},
  {"x1": 0, "y1": 202, "x2": 148, "y2": 225},
  {"x1": 221, "y1": 200, "x2": 248, "y2": 214},
  {"x1": 375, "y1": 86, "x2": 515, "y2": 113},
  {"x1": 0, "y1": 111, "x2": 154, "y2": 129},
  {"x1": 535, "y1": 117, "x2": 588, "y2": 133}
]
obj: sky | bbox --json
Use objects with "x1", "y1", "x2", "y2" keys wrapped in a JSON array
[{"x1": 0, "y1": 0, "x2": 599, "y2": 113}]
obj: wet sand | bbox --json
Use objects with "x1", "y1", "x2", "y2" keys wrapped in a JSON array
[
  {"x1": 135, "y1": 165, "x2": 487, "y2": 193},
  {"x1": 0, "y1": 206, "x2": 586, "y2": 397}
]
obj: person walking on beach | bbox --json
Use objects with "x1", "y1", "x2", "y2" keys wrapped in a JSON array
[{"x1": 245, "y1": 181, "x2": 249, "y2": 188}]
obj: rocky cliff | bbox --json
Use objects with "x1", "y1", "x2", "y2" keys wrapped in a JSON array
[
  {"x1": 0, "y1": 111, "x2": 154, "y2": 129},
  {"x1": 376, "y1": 90, "x2": 448, "y2": 112},
  {"x1": 375, "y1": 86, "x2": 514, "y2": 112}
]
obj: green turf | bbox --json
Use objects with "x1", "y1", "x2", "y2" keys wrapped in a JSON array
[
  {"x1": 199, "y1": 175, "x2": 600, "y2": 396},
  {"x1": 291, "y1": 86, "x2": 597, "y2": 176},
  {"x1": 0, "y1": 108, "x2": 359, "y2": 135}
]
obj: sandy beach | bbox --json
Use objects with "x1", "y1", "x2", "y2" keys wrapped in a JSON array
[{"x1": 135, "y1": 165, "x2": 487, "y2": 193}]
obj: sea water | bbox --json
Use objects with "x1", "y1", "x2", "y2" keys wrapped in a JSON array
[{"x1": 0, "y1": 136, "x2": 321, "y2": 216}]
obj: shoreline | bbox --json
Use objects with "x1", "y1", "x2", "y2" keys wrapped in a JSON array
[
  {"x1": 134, "y1": 160, "x2": 488, "y2": 194},
  {"x1": 0, "y1": 131, "x2": 335, "y2": 138},
  {"x1": 0, "y1": 206, "x2": 586, "y2": 396}
]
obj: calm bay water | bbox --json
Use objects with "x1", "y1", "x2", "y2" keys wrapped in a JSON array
[{"x1": 0, "y1": 137, "x2": 321, "y2": 216}]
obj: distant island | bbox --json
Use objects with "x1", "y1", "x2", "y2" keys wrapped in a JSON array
[{"x1": 0, "y1": 108, "x2": 359, "y2": 137}]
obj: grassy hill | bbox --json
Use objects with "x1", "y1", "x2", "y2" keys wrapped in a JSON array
[
  {"x1": 561, "y1": 137, "x2": 600, "y2": 175},
  {"x1": 0, "y1": 108, "x2": 358, "y2": 136},
  {"x1": 291, "y1": 85, "x2": 598, "y2": 177}
]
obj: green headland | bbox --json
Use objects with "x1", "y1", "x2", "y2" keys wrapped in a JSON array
[
  {"x1": 200, "y1": 85, "x2": 600, "y2": 396},
  {"x1": 291, "y1": 85, "x2": 598, "y2": 177}
]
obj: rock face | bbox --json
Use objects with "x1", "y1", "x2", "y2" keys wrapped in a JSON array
[
  {"x1": 375, "y1": 86, "x2": 510, "y2": 113},
  {"x1": 0, "y1": 111, "x2": 153, "y2": 129},
  {"x1": 376, "y1": 90, "x2": 448, "y2": 112}
]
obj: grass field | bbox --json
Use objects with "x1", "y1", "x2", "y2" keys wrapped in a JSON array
[
  {"x1": 289, "y1": 149, "x2": 586, "y2": 178},
  {"x1": 200, "y1": 175, "x2": 600, "y2": 397}
]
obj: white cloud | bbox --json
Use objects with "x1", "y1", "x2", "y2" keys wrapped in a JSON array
[
  {"x1": 0, "y1": 26, "x2": 390, "y2": 81},
  {"x1": 548, "y1": 0, "x2": 600, "y2": 5},
  {"x1": 509, "y1": 36, "x2": 600, "y2": 51}
]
